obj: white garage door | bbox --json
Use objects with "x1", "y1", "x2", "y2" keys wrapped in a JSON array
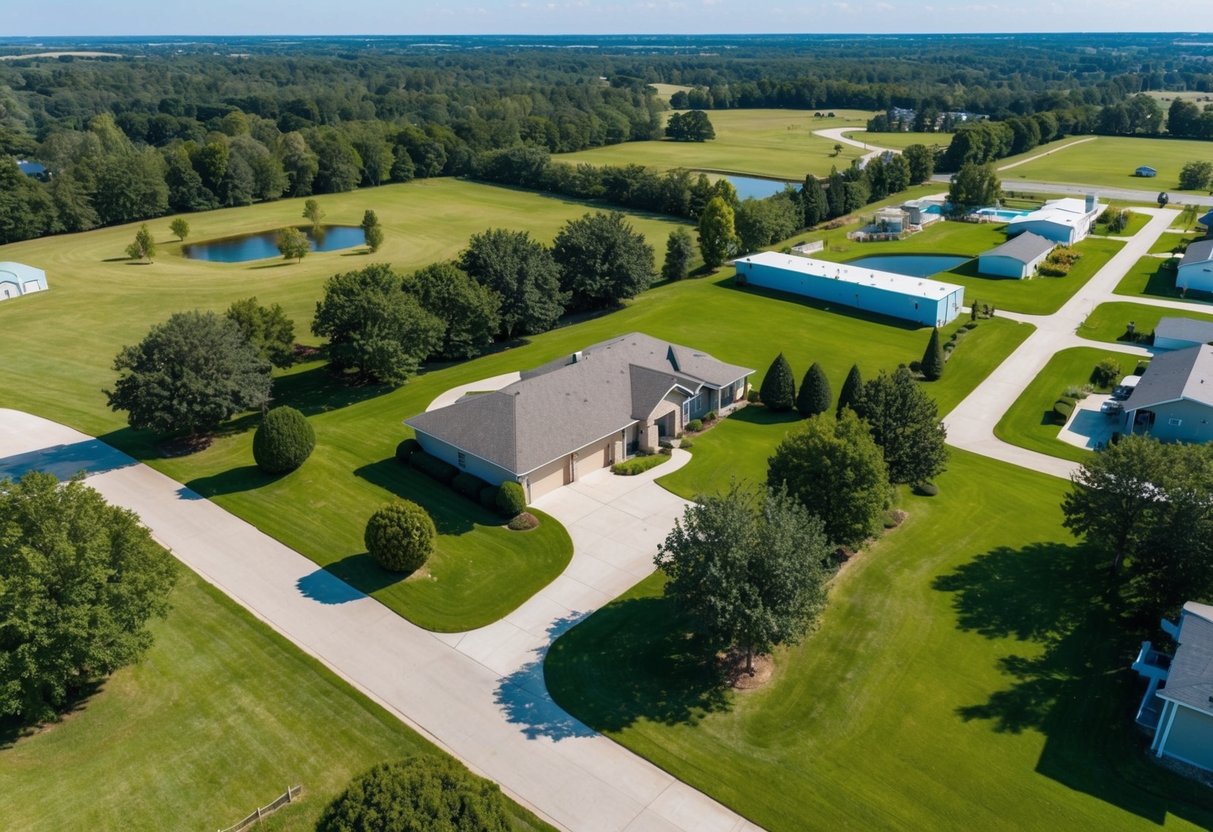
[
  {"x1": 574, "y1": 437, "x2": 613, "y2": 479},
  {"x1": 22, "y1": 281, "x2": 42, "y2": 294},
  {"x1": 526, "y1": 458, "x2": 569, "y2": 502}
]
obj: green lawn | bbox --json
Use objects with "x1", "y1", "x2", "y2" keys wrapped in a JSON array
[
  {"x1": 554, "y1": 108, "x2": 877, "y2": 180},
  {"x1": 0, "y1": 570, "x2": 552, "y2": 832},
  {"x1": 812, "y1": 220, "x2": 1124, "y2": 315},
  {"x1": 1148, "y1": 231, "x2": 1197, "y2": 254},
  {"x1": 547, "y1": 451, "x2": 1213, "y2": 832},
  {"x1": 993, "y1": 347, "x2": 1137, "y2": 463},
  {"x1": 1092, "y1": 211, "x2": 1151, "y2": 238},
  {"x1": 1078, "y1": 301, "x2": 1213, "y2": 345},
  {"x1": 1114, "y1": 254, "x2": 1213, "y2": 305},
  {"x1": 847, "y1": 130, "x2": 954, "y2": 149},
  {"x1": 999, "y1": 135, "x2": 1213, "y2": 192},
  {"x1": 658, "y1": 316, "x2": 1033, "y2": 499}
]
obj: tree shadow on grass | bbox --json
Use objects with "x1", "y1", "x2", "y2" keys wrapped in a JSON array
[
  {"x1": 729, "y1": 403, "x2": 803, "y2": 427},
  {"x1": 934, "y1": 542, "x2": 1213, "y2": 826},
  {"x1": 355, "y1": 457, "x2": 499, "y2": 536},
  {"x1": 184, "y1": 465, "x2": 279, "y2": 498},
  {"x1": 543, "y1": 594, "x2": 730, "y2": 735},
  {"x1": 298, "y1": 554, "x2": 404, "y2": 600},
  {"x1": 496, "y1": 613, "x2": 598, "y2": 741},
  {"x1": 270, "y1": 363, "x2": 394, "y2": 417},
  {"x1": 0, "y1": 679, "x2": 106, "y2": 750}
]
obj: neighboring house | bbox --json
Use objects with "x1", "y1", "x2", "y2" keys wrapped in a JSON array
[
  {"x1": 734, "y1": 250, "x2": 964, "y2": 327},
  {"x1": 0, "y1": 262, "x2": 48, "y2": 301},
  {"x1": 977, "y1": 231, "x2": 1055, "y2": 279},
  {"x1": 1122, "y1": 344, "x2": 1213, "y2": 443},
  {"x1": 405, "y1": 333, "x2": 753, "y2": 502},
  {"x1": 791, "y1": 240, "x2": 824, "y2": 256},
  {"x1": 1177, "y1": 239, "x2": 1213, "y2": 294},
  {"x1": 1132, "y1": 601, "x2": 1213, "y2": 774},
  {"x1": 1006, "y1": 195, "x2": 1104, "y2": 245},
  {"x1": 1135, "y1": 165, "x2": 1158, "y2": 178},
  {"x1": 1153, "y1": 317, "x2": 1213, "y2": 351},
  {"x1": 1197, "y1": 209, "x2": 1213, "y2": 234}
]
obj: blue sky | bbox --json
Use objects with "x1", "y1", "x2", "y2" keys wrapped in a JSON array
[{"x1": 5, "y1": 0, "x2": 1198, "y2": 37}]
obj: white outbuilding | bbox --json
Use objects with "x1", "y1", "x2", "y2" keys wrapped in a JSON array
[
  {"x1": 0, "y1": 262, "x2": 48, "y2": 301},
  {"x1": 1006, "y1": 195, "x2": 1103, "y2": 245},
  {"x1": 977, "y1": 232, "x2": 1056, "y2": 279}
]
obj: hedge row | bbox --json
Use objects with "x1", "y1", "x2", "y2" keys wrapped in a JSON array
[
  {"x1": 396, "y1": 439, "x2": 526, "y2": 517},
  {"x1": 1054, "y1": 397, "x2": 1076, "y2": 424}
]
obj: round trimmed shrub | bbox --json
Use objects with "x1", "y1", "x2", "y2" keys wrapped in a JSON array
[
  {"x1": 496, "y1": 481, "x2": 526, "y2": 517},
  {"x1": 252, "y1": 406, "x2": 315, "y2": 474},
  {"x1": 364, "y1": 500, "x2": 436, "y2": 573},
  {"x1": 395, "y1": 437, "x2": 421, "y2": 463},
  {"x1": 686, "y1": 418, "x2": 703, "y2": 432},
  {"x1": 318, "y1": 756, "x2": 511, "y2": 832}
]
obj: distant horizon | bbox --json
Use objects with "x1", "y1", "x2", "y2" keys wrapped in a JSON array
[{"x1": 3, "y1": 31, "x2": 1212, "y2": 40}]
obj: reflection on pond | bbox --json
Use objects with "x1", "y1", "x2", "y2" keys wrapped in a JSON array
[{"x1": 183, "y1": 225, "x2": 366, "y2": 263}]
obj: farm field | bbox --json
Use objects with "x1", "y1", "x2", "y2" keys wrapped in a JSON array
[
  {"x1": 1078, "y1": 301, "x2": 1213, "y2": 345},
  {"x1": 554, "y1": 108, "x2": 876, "y2": 180},
  {"x1": 0, "y1": 570, "x2": 552, "y2": 832},
  {"x1": 998, "y1": 135, "x2": 1213, "y2": 192},
  {"x1": 993, "y1": 347, "x2": 1134, "y2": 463},
  {"x1": 547, "y1": 450, "x2": 1213, "y2": 831}
]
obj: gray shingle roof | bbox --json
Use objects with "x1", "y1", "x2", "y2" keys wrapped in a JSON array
[
  {"x1": 1159, "y1": 605, "x2": 1213, "y2": 716},
  {"x1": 406, "y1": 333, "x2": 753, "y2": 476},
  {"x1": 979, "y1": 231, "x2": 1055, "y2": 264},
  {"x1": 1180, "y1": 239, "x2": 1213, "y2": 268},
  {"x1": 1155, "y1": 317, "x2": 1213, "y2": 348},
  {"x1": 1124, "y1": 344, "x2": 1213, "y2": 410}
]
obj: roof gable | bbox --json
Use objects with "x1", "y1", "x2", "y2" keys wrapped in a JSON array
[
  {"x1": 1125, "y1": 345, "x2": 1213, "y2": 410},
  {"x1": 980, "y1": 231, "x2": 1055, "y2": 263},
  {"x1": 1180, "y1": 239, "x2": 1213, "y2": 269}
]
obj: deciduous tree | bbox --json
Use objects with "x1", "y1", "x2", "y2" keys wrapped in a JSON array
[
  {"x1": 225, "y1": 296, "x2": 296, "y2": 368},
  {"x1": 853, "y1": 366, "x2": 948, "y2": 485},
  {"x1": 404, "y1": 262, "x2": 501, "y2": 361},
  {"x1": 170, "y1": 217, "x2": 189, "y2": 241},
  {"x1": 124, "y1": 223, "x2": 156, "y2": 262},
  {"x1": 552, "y1": 211, "x2": 655, "y2": 310},
  {"x1": 276, "y1": 226, "x2": 309, "y2": 262},
  {"x1": 459, "y1": 228, "x2": 566, "y2": 337},
  {"x1": 662, "y1": 227, "x2": 696, "y2": 281},
  {"x1": 697, "y1": 196, "x2": 737, "y2": 269}
]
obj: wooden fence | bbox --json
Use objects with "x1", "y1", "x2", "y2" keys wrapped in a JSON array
[{"x1": 218, "y1": 785, "x2": 303, "y2": 832}]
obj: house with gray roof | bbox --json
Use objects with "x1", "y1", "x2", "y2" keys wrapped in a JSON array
[
  {"x1": 1177, "y1": 239, "x2": 1213, "y2": 295},
  {"x1": 1153, "y1": 317, "x2": 1213, "y2": 351},
  {"x1": 1122, "y1": 344, "x2": 1213, "y2": 443},
  {"x1": 977, "y1": 231, "x2": 1055, "y2": 279},
  {"x1": 1131, "y1": 601, "x2": 1213, "y2": 774},
  {"x1": 406, "y1": 333, "x2": 753, "y2": 502}
]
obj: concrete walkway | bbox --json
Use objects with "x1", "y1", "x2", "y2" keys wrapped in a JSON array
[
  {"x1": 944, "y1": 207, "x2": 1178, "y2": 480},
  {"x1": 0, "y1": 409, "x2": 755, "y2": 832},
  {"x1": 995, "y1": 138, "x2": 1096, "y2": 172},
  {"x1": 425, "y1": 371, "x2": 521, "y2": 412},
  {"x1": 812, "y1": 126, "x2": 889, "y2": 165}
]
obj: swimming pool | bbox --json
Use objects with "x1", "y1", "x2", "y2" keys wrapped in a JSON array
[
  {"x1": 847, "y1": 254, "x2": 971, "y2": 278},
  {"x1": 975, "y1": 207, "x2": 1030, "y2": 222}
]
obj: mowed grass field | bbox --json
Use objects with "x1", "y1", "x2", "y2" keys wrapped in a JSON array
[
  {"x1": 1078, "y1": 301, "x2": 1213, "y2": 344},
  {"x1": 847, "y1": 130, "x2": 954, "y2": 149},
  {"x1": 554, "y1": 109, "x2": 876, "y2": 180},
  {"x1": 1115, "y1": 254, "x2": 1213, "y2": 304},
  {"x1": 547, "y1": 450, "x2": 1213, "y2": 831},
  {"x1": 998, "y1": 135, "x2": 1213, "y2": 192},
  {"x1": 0, "y1": 570, "x2": 553, "y2": 832}
]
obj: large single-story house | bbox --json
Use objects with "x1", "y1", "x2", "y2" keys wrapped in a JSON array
[
  {"x1": 1006, "y1": 196, "x2": 1104, "y2": 245},
  {"x1": 1153, "y1": 316, "x2": 1213, "y2": 351},
  {"x1": 1135, "y1": 165, "x2": 1157, "y2": 178},
  {"x1": 405, "y1": 333, "x2": 753, "y2": 502},
  {"x1": 1122, "y1": 344, "x2": 1213, "y2": 443},
  {"x1": 977, "y1": 231, "x2": 1055, "y2": 279},
  {"x1": 1177, "y1": 239, "x2": 1213, "y2": 295},
  {"x1": 1132, "y1": 601, "x2": 1213, "y2": 774},
  {"x1": 734, "y1": 250, "x2": 964, "y2": 327},
  {"x1": 0, "y1": 262, "x2": 48, "y2": 301}
]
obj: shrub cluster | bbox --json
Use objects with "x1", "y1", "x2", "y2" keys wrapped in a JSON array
[
  {"x1": 496, "y1": 482, "x2": 527, "y2": 517},
  {"x1": 396, "y1": 437, "x2": 421, "y2": 462},
  {"x1": 611, "y1": 453, "x2": 670, "y2": 476},
  {"x1": 686, "y1": 418, "x2": 704, "y2": 432},
  {"x1": 409, "y1": 450, "x2": 459, "y2": 485},
  {"x1": 452, "y1": 472, "x2": 483, "y2": 499},
  {"x1": 1054, "y1": 397, "x2": 1077, "y2": 424},
  {"x1": 252, "y1": 406, "x2": 315, "y2": 474},
  {"x1": 1039, "y1": 246, "x2": 1081, "y2": 277},
  {"x1": 397, "y1": 443, "x2": 525, "y2": 519}
]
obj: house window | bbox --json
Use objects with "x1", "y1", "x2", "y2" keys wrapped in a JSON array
[
  {"x1": 1168, "y1": 418, "x2": 1183, "y2": 427},
  {"x1": 457, "y1": 451, "x2": 466, "y2": 468},
  {"x1": 682, "y1": 398, "x2": 691, "y2": 422}
]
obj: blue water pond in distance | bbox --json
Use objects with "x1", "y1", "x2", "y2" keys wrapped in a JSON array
[
  {"x1": 720, "y1": 174, "x2": 797, "y2": 201},
  {"x1": 847, "y1": 254, "x2": 971, "y2": 278},
  {"x1": 183, "y1": 225, "x2": 365, "y2": 263}
]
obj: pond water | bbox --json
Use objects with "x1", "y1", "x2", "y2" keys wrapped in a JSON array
[
  {"x1": 183, "y1": 225, "x2": 365, "y2": 263},
  {"x1": 847, "y1": 254, "x2": 971, "y2": 278},
  {"x1": 719, "y1": 174, "x2": 797, "y2": 201}
]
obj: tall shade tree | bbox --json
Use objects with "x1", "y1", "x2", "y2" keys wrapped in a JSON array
[
  {"x1": 552, "y1": 211, "x2": 655, "y2": 310},
  {"x1": 662, "y1": 227, "x2": 696, "y2": 281},
  {"x1": 920, "y1": 327, "x2": 946, "y2": 381},
  {"x1": 948, "y1": 162, "x2": 1001, "y2": 209},
  {"x1": 225, "y1": 296, "x2": 296, "y2": 369},
  {"x1": 853, "y1": 366, "x2": 948, "y2": 486},
  {"x1": 0, "y1": 472, "x2": 178, "y2": 725},
  {"x1": 698, "y1": 195, "x2": 737, "y2": 269},
  {"x1": 759, "y1": 353, "x2": 796, "y2": 412},
  {"x1": 665, "y1": 110, "x2": 716, "y2": 142},
  {"x1": 655, "y1": 482, "x2": 833, "y2": 675},
  {"x1": 312, "y1": 264, "x2": 443, "y2": 385},
  {"x1": 796, "y1": 362, "x2": 832, "y2": 418},
  {"x1": 837, "y1": 363, "x2": 864, "y2": 417},
  {"x1": 767, "y1": 410, "x2": 892, "y2": 548},
  {"x1": 404, "y1": 262, "x2": 501, "y2": 361},
  {"x1": 106, "y1": 310, "x2": 271, "y2": 437},
  {"x1": 902, "y1": 143, "x2": 935, "y2": 184},
  {"x1": 459, "y1": 228, "x2": 566, "y2": 338}
]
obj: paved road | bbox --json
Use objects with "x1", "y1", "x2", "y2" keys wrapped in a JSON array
[
  {"x1": 812, "y1": 126, "x2": 889, "y2": 165},
  {"x1": 0, "y1": 411, "x2": 756, "y2": 832},
  {"x1": 930, "y1": 174, "x2": 1213, "y2": 207},
  {"x1": 995, "y1": 138, "x2": 1096, "y2": 172},
  {"x1": 944, "y1": 207, "x2": 1180, "y2": 479}
]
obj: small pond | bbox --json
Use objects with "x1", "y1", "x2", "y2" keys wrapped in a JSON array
[
  {"x1": 183, "y1": 225, "x2": 365, "y2": 263},
  {"x1": 847, "y1": 254, "x2": 971, "y2": 278},
  {"x1": 719, "y1": 174, "x2": 797, "y2": 201}
]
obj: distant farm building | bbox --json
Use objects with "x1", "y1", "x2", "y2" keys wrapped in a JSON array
[
  {"x1": 0, "y1": 262, "x2": 48, "y2": 301},
  {"x1": 977, "y1": 232, "x2": 1056, "y2": 279},
  {"x1": 1135, "y1": 165, "x2": 1158, "y2": 178},
  {"x1": 735, "y1": 251, "x2": 964, "y2": 326},
  {"x1": 1006, "y1": 196, "x2": 1104, "y2": 245},
  {"x1": 1177, "y1": 239, "x2": 1213, "y2": 295}
]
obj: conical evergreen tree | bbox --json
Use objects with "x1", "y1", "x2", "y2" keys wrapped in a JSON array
[
  {"x1": 921, "y1": 327, "x2": 946, "y2": 381},
  {"x1": 760, "y1": 353, "x2": 796, "y2": 412},
  {"x1": 797, "y1": 362, "x2": 833, "y2": 418},
  {"x1": 837, "y1": 363, "x2": 864, "y2": 417}
]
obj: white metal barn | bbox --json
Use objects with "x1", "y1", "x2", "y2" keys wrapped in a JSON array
[{"x1": 0, "y1": 262, "x2": 48, "y2": 301}]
